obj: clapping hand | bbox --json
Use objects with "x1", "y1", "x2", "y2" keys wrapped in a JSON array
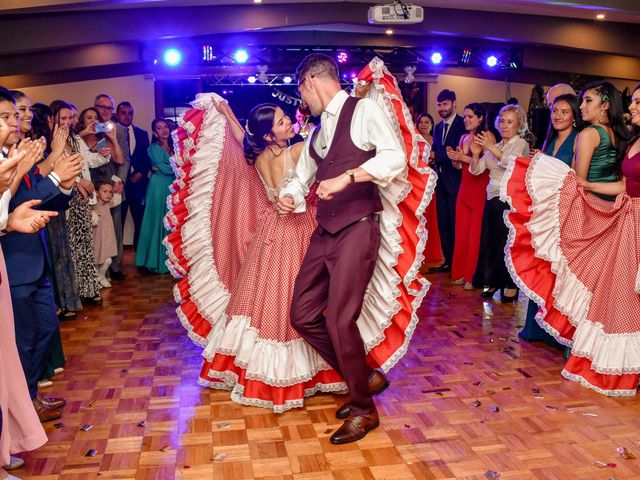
[
  {"x1": 51, "y1": 125, "x2": 69, "y2": 155},
  {"x1": 0, "y1": 117, "x2": 11, "y2": 146},
  {"x1": 0, "y1": 151, "x2": 22, "y2": 194},
  {"x1": 6, "y1": 199, "x2": 58, "y2": 233},
  {"x1": 474, "y1": 131, "x2": 495, "y2": 149}
]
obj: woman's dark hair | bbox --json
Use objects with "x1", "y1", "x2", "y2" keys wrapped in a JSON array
[
  {"x1": 29, "y1": 103, "x2": 52, "y2": 150},
  {"x1": 76, "y1": 107, "x2": 106, "y2": 143},
  {"x1": 580, "y1": 81, "x2": 630, "y2": 172},
  {"x1": 463, "y1": 103, "x2": 488, "y2": 133},
  {"x1": 151, "y1": 118, "x2": 174, "y2": 154},
  {"x1": 243, "y1": 103, "x2": 279, "y2": 165},
  {"x1": 416, "y1": 112, "x2": 434, "y2": 136},
  {"x1": 541, "y1": 94, "x2": 584, "y2": 152},
  {"x1": 631, "y1": 83, "x2": 640, "y2": 144},
  {"x1": 49, "y1": 99, "x2": 79, "y2": 153},
  {"x1": 9, "y1": 90, "x2": 27, "y2": 102}
]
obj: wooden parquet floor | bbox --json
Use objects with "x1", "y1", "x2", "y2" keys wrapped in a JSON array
[{"x1": 15, "y1": 251, "x2": 640, "y2": 480}]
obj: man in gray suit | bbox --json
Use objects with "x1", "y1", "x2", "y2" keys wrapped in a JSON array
[{"x1": 94, "y1": 93, "x2": 130, "y2": 280}]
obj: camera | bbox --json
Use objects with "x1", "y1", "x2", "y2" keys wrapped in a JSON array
[{"x1": 95, "y1": 121, "x2": 114, "y2": 133}]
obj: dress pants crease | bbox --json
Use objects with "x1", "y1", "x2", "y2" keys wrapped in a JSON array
[{"x1": 291, "y1": 219, "x2": 380, "y2": 415}]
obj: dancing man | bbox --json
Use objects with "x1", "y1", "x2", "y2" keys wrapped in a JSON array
[{"x1": 278, "y1": 53, "x2": 406, "y2": 444}]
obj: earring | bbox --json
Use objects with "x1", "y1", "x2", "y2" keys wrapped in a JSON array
[{"x1": 572, "y1": 121, "x2": 577, "y2": 127}]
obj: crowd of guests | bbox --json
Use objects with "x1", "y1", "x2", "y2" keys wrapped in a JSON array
[
  {"x1": 416, "y1": 82, "x2": 628, "y2": 302},
  {"x1": 0, "y1": 88, "x2": 176, "y2": 479}
]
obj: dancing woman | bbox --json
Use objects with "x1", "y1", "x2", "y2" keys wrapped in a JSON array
[
  {"x1": 164, "y1": 57, "x2": 435, "y2": 412},
  {"x1": 502, "y1": 81, "x2": 637, "y2": 395}
]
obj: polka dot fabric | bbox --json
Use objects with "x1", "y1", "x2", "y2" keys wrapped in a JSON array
[{"x1": 503, "y1": 153, "x2": 640, "y2": 396}]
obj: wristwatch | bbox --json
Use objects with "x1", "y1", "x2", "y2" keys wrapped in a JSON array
[{"x1": 345, "y1": 169, "x2": 355, "y2": 183}]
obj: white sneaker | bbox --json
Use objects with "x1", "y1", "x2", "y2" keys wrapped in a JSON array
[
  {"x1": 37, "y1": 380, "x2": 53, "y2": 388},
  {"x1": 54, "y1": 367, "x2": 64, "y2": 375},
  {"x1": 99, "y1": 278, "x2": 112, "y2": 288}
]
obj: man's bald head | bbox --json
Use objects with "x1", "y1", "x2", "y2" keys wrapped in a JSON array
[{"x1": 546, "y1": 83, "x2": 576, "y2": 106}]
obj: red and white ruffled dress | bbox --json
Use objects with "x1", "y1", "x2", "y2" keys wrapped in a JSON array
[
  {"x1": 164, "y1": 57, "x2": 436, "y2": 412},
  {"x1": 502, "y1": 152, "x2": 640, "y2": 396}
]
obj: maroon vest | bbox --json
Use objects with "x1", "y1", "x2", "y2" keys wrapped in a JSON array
[{"x1": 309, "y1": 96, "x2": 383, "y2": 234}]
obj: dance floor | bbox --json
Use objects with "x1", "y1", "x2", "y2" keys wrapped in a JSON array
[{"x1": 17, "y1": 251, "x2": 640, "y2": 479}]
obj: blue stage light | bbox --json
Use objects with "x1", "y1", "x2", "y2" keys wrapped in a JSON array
[
  {"x1": 233, "y1": 49, "x2": 249, "y2": 64},
  {"x1": 486, "y1": 55, "x2": 498, "y2": 67},
  {"x1": 430, "y1": 52, "x2": 443, "y2": 64},
  {"x1": 247, "y1": 76, "x2": 257, "y2": 84},
  {"x1": 163, "y1": 48, "x2": 182, "y2": 67},
  {"x1": 283, "y1": 76, "x2": 292, "y2": 84}
]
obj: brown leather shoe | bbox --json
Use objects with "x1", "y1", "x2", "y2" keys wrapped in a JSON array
[
  {"x1": 33, "y1": 398, "x2": 62, "y2": 423},
  {"x1": 330, "y1": 409, "x2": 380, "y2": 444},
  {"x1": 336, "y1": 370, "x2": 389, "y2": 419},
  {"x1": 37, "y1": 394, "x2": 66, "y2": 409}
]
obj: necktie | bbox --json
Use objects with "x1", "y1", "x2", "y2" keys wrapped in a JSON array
[
  {"x1": 128, "y1": 126, "x2": 136, "y2": 156},
  {"x1": 442, "y1": 122, "x2": 449, "y2": 144}
]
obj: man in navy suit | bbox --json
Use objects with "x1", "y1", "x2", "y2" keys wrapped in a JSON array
[
  {"x1": 429, "y1": 89, "x2": 466, "y2": 273},
  {"x1": 117, "y1": 101, "x2": 150, "y2": 249},
  {"x1": 0, "y1": 90, "x2": 83, "y2": 422}
]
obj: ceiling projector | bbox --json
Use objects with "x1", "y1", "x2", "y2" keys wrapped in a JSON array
[{"x1": 368, "y1": 2, "x2": 424, "y2": 24}]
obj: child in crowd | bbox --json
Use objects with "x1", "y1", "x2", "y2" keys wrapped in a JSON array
[{"x1": 91, "y1": 177, "x2": 122, "y2": 288}]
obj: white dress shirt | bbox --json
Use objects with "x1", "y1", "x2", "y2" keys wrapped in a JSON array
[
  {"x1": 280, "y1": 90, "x2": 405, "y2": 211},
  {"x1": 0, "y1": 190, "x2": 10, "y2": 233},
  {"x1": 469, "y1": 135, "x2": 529, "y2": 200}
]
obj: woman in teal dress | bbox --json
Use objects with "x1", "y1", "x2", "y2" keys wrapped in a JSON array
[
  {"x1": 135, "y1": 118, "x2": 175, "y2": 274},
  {"x1": 519, "y1": 93, "x2": 582, "y2": 345}
]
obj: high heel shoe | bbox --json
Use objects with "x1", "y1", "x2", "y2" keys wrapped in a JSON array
[
  {"x1": 501, "y1": 288, "x2": 519, "y2": 304},
  {"x1": 480, "y1": 287, "x2": 499, "y2": 299}
]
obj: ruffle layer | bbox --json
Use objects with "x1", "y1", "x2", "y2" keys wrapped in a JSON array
[
  {"x1": 502, "y1": 153, "x2": 640, "y2": 396},
  {"x1": 165, "y1": 56, "x2": 435, "y2": 410}
]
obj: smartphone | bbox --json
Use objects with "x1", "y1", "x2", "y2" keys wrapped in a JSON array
[
  {"x1": 95, "y1": 122, "x2": 114, "y2": 133},
  {"x1": 97, "y1": 138, "x2": 107, "y2": 149}
]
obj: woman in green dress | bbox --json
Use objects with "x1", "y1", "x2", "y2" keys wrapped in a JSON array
[{"x1": 135, "y1": 118, "x2": 175, "y2": 274}]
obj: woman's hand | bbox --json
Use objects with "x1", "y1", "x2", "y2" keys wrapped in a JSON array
[
  {"x1": 6, "y1": 199, "x2": 58, "y2": 233},
  {"x1": 0, "y1": 150, "x2": 22, "y2": 194},
  {"x1": 474, "y1": 131, "x2": 495, "y2": 149},
  {"x1": 98, "y1": 147, "x2": 112, "y2": 158},
  {"x1": 354, "y1": 81, "x2": 371, "y2": 98},
  {"x1": 78, "y1": 121, "x2": 96, "y2": 139},
  {"x1": 51, "y1": 125, "x2": 68, "y2": 155}
]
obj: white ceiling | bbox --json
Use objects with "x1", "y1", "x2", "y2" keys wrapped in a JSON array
[{"x1": 2, "y1": 0, "x2": 640, "y2": 23}]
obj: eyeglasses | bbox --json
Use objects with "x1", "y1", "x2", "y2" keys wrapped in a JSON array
[
  {"x1": 94, "y1": 104, "x2": 114, "y2": 111},
  {"x1": 297, "y1": 69, "x2": 325, "y2": 89}
]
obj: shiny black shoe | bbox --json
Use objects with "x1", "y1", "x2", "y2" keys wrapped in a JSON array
[
  {"x1": 480, "y1": 287, "x2": 499, "y2": 299},
  {"x1": 110, "y1": 271, "x2": 126, "y2": 281},
  {"x1": 501, "y1": 289, "x2": 520, "y2": 304},
  {"x1": 428, "y1": 263, "x2": 451, "y2": 273}
]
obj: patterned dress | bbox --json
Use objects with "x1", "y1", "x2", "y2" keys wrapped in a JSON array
[
  {"x1": 165, "y1": 58, "x2": 436, "y2": 413},
  {"x1": 503, "y1": 131, "x2": 640, "y2": 396}
]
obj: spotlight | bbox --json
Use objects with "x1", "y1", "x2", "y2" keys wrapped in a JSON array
[
  {"x1": 233, "y1": 49, "x2": 249, "y2": 64},
  {"x1": 283, "y1": 76, "x2": 292, "y2": 84},
  {"x1": 486, "y1": 55, "x2": 498, "y2": 67},
  {"x1": 247, "y1": 76, "x2": 257, "y2": 84},
  {"x1": 163, "y1": 48, "x2": 182, "y2": 67},
  {"x1": 430, "y1": 52, "x2": 443, "y2": 65},
  {"x1": 460, "y1": 49, "x2": 471, "y2": 64},
  {"x1": 404, "y1": 66, "x2": 416, "y2": 83},
  {"x1": 336, "y1": 51, "x2": 348, "y2": 64}
]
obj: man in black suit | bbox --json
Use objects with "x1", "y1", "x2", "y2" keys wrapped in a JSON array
[
  {"x1": 429, "y1": 89, "x2": 466, "y2": 273},
  {"x1": 117, "y1": 101, "x2": 150, "y2": 249}
]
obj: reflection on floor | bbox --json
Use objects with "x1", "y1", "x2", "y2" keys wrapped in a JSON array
[{"x1": 17, "y1": 254, "x2": 640, "y2": 480}]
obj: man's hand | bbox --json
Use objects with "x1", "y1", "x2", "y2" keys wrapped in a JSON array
[
  {"x1": 129, "y1": 172, "x2": 143, "y2": 183},
  {"x1": 53, "y1": 152, "x2": 84, "y2": 182},
  {"x1": 6, "y1": 199, "x2": 58, "y2": 233},
  {"x1": 316, "y1": 174, "x2": 350, "y2": 201},
  {"x1": 113, "y1": 180, "x2": 124, "y2": 194},
  {"x1": 276, "y1": 195, "x2": 296, "y2": 216},
  {"x1": 0, "y1": 151, "x2": 22, "y2": 194}
]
